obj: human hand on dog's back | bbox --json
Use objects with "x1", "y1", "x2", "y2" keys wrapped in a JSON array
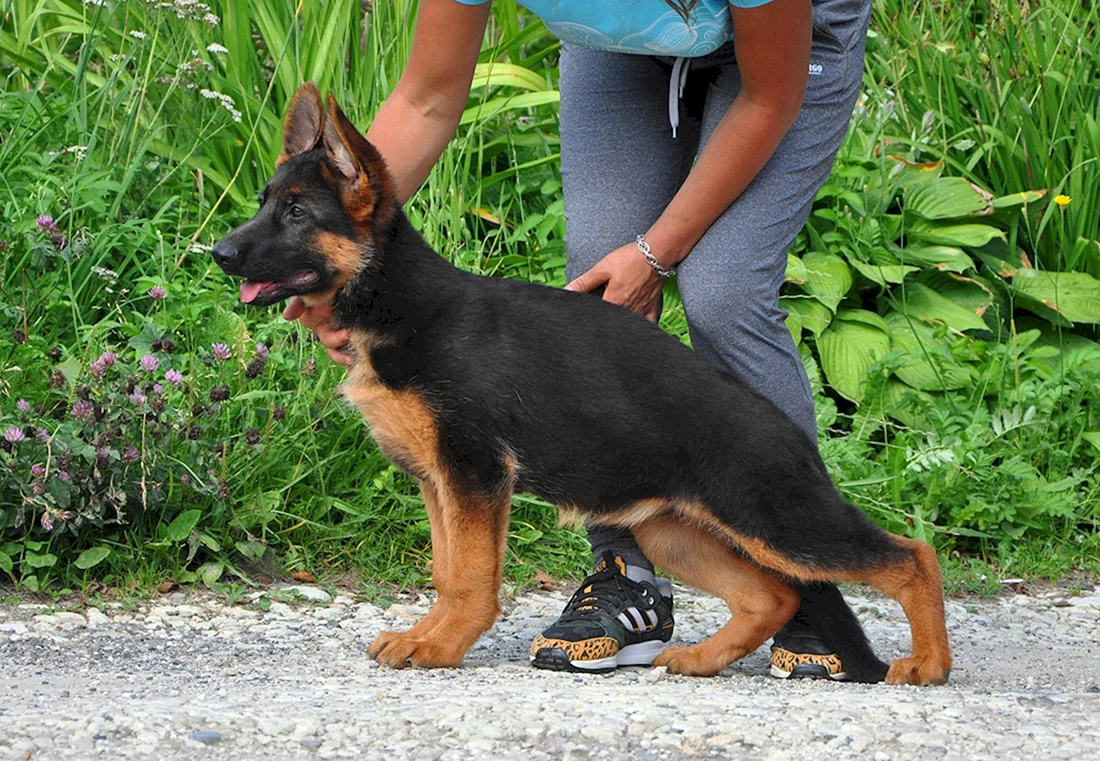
[
  {"x1": 566, "y1": 240, "x2": 667, "y2": 323},
  {"x1": 283, "y1": 297, "x2": 352, "y2": 367}
]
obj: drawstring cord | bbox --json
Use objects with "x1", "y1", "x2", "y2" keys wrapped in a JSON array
[{"x1": 668, "y1": 55, "x2": 690, "y2": 138}]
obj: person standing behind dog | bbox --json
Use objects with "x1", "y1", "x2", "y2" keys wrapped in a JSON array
[{"x1": 286, "y1": 0, "x2": 872, "y2": 680}]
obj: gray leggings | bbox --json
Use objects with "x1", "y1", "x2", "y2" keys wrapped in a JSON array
[{"x1": 560, "y1": 0, "x2": 873, "y2": 571}]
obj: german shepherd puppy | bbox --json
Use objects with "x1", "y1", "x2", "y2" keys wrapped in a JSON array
[{"x1": 213, "y1": 83, "x2": 951, "y2": 686}]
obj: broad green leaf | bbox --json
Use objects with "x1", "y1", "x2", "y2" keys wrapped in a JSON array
[
  {"x1": 199, "y1": 561, "x2": 224, "y2": 587},
  {"x1": 850, "y1": 260, "x2": 920, "y2": 286},
  {"x1": 1028, "y1": 331, "x2": 1100, "y2": 378},
  {"x1": 1009, "y1": 269, "x2": 1100, "y2": 325},
  {"x1": 74, "y1": 547, "x2": 111, "y2": 570},
  {"x1": 236, "y1": 541, "x2": 268, "y2": 562},
  {"x1": 909, "y1": 222, "x2": 1005, "y2": 248},
  {"x1": 785, "y1": 254, "x2": 808, "y2": 284},
  {"x1": 817, "y1": 319, "x2": 891, "y2": 403},
  {"x1": 866, "y1": 246, "x2": 901, "y2": 266},
  {"x1": 857, "y1": 378, "x2": 938, "y2": 430},
  {"x1": 56, "y1": 357, "x2": 81, "y2": 387},
  {"x1": 834, "y1": 309, "x2": 892, "y2": 334},
  {"x1": 890, "y1": 282, "x2": 989, "y2": 333},
  {"x1": 781, "y1": 297, "x2": 833, "y2": 336},
  {"x1": 801, "y1": 252, "x2": 852, "y2": 313},
  {"x1": 164, "y1": 510, "x2": 202, "y2": 542},
  {"x1": 21, "y1": 575, "x2": 39, "y2": 592},
  {"x1": 0, "y1": 551, "x2": 12, "y2": 574},
  {"x1": 1083, "y1": 433, "x2": 1100, "y2": 457},
  {"x1": 898, "y1": 245, "x2": 975, "y2": 273},
  {"x1": 24, "y1": 552, "x2": 58, "y2": 569},
  {"x1": 878, "y1": 380, "x2": 937, "y2": 429},
  {"x1": 785, "y1": 309, "x2": 802, "y2": 346},
  {"x1": 798, "y1": 343, "x2": 824, "y2": 398},
  {"x1": 906, "y1": 177, "x2": 993, "y2": 219},
  {"x1": 921, "y1": 273, "x2": 996, "y2": 321},
  {"x1": 889, "y1": 157, "x2": 944, "y2": 187},
  {"x1": 884, "y1": 312, "x2": 973, "y2": 391},
  {"x1": 992, "y1": 190, "x2": 1046, "y2": 209}
]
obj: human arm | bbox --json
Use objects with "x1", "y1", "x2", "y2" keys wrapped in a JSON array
[{"x1": 566, "y1": 0, "x2": 812, "y2": 320}]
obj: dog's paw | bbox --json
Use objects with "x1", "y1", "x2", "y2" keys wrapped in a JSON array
[
  {"x1": 652, "y1": 646, "x2": 725, "y2": 677},
  {"x1": 368, "y1": 630, "x2": 464, "y2": 669},
  {"x1": 885, "y1": 654, "x2": 951, "y2": 686},
  {"x1": 367, "y1": 629, "x2": 407, "y2": 660}
]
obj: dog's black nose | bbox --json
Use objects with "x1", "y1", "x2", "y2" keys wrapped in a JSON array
[{"x1": 212, "y1": 241, "x2": 238, "y2": 267}]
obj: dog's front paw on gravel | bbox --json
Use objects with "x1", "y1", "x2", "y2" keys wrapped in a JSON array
[
  {"x1": 368, "y1": 631, "x2": 464, "y2": 669},
  {"x1": 652, "y1": 646, "x2": 724, "y2": 677},
  {"x1": 886, "y1": 655, "x2": 951, "y2": 686}
]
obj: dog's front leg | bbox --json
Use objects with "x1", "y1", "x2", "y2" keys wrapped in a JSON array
[{"x1": 368, "y1": 482, "x2": 509, "y2": 668}]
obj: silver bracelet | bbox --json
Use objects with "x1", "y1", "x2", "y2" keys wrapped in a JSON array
[{"x1": 636, "y1": 234, "x2": 675, "y2": 279}]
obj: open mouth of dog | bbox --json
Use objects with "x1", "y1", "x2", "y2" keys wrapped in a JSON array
[{"x1": 238, "y1": 270, "x2": 320, "y2": 306}]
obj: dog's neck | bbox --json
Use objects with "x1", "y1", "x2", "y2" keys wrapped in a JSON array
[{"x1": 329, "y1": 203, "x2": 462, "y2": 339}]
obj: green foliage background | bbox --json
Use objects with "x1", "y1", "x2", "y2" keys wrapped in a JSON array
[{"x1": 1, "y1": 0, "x2": 1098, "y2": 593}]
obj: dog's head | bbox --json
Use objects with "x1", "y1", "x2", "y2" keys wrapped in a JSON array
[{"x1": 212, "y1": 82, "x2": 395, "y2": 307}]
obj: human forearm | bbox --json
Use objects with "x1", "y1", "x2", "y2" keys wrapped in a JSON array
[
  {"x1": 365, "y1": 87, "x2": 465, "y2": 204},
  {"x1": 362, "y1": 0, "x2": 489, "y2": 204},
  {"x1": 645, "y1": 94, "x2": 803, "y2": 267},
  {"x1": 644, "y1": 0, "x2": 811, "y2": 268}
]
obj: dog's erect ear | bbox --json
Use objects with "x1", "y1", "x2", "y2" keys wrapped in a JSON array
[
  {"x1": 322, "y1": 94, "x2": 363, "y2": 183},
  {"x1": 280, "y1": 82, "x2": 324, "y2": 163}
]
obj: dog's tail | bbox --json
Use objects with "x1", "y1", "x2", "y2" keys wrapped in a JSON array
[{"x1": 792, "y1": 581, "x2": 889, "y2": 683}]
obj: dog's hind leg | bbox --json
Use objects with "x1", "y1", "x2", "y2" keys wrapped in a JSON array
[
  {"x1": 679, "y1": 501, "x2": 951, "y2": 686},
  {"x1": 631, "y1": 514, "x2": 800, "y2": 677},
  {"x1": 853, "y1": 536, "x2": 951, "y2": 686},
  {"x1": 369, "y1": 482, "x2": 510, "y2": 669}
]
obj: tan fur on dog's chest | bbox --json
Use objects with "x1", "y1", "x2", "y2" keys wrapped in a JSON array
[{"x1": 340, "y1": 332, "x2": 441, "y2": 480}]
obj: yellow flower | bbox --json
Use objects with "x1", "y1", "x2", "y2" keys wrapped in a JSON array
[{"x1": 1054, "y1": 194, "x2": 1071, "y2": 207}]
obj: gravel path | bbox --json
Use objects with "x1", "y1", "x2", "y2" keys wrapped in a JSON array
[{"x1": 2, "y1": 581, "x2": 1098, "y2": 761}]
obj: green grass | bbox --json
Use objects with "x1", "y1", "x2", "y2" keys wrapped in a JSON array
[{"x1": 1, "y1": 0, "x2": 1098, "y2": 595}]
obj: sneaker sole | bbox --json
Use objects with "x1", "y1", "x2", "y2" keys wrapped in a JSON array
[
  {"x1": 769, "y1": 663, "x2": 849, "y2": 681},
  {"x1": 531, "y1": 639, "x2": 669, "y2": 673}
]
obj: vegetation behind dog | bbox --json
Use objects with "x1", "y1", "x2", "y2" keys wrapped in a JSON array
[{"x1": 1, "y1": 0, "x2": 1097, "y2": 596}]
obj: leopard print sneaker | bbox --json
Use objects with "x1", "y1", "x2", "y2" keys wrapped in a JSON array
[
  {"x1": 769, "y1": 611, "x2": 847, "y2": 680},
  {"x1": 530, "y1": 552, "x2": 673, "y2": 672}
]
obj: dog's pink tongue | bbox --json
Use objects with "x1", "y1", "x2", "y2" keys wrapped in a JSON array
[{"x1": 239, "y1": 281, "x2": 268, "y2": 304}]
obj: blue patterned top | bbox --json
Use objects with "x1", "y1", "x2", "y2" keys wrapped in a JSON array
[{"x1": 454, "y1": 1, "x2": 774, "y2": 58}]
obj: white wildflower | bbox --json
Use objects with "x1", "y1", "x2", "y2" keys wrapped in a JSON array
[
  {"x1": 200, "y1": 88, "x2": 243, "y2": 123},
  {"x1": 177, "y1": 57, "x2": 213, "y2": 74},
  {"x1": 92, "y1": 266, "x2": 119, "y2": 283},
  {"x1": 62, "y1": 145, "x2": 89, "y2": 161},
  {"x1": 206, "y1": 43, "x2": 228, "y2": 55},
  {"x1": 129, "y1": 30, "x2": 147, "y2": 40}
]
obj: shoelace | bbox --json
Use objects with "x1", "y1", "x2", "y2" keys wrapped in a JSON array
[{"x1": 562, "y1": 569, "x2": 649, "y2": 619}]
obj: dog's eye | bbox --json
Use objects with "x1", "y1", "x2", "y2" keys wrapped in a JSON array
[{"x1": 288, "y1": 205, "x2": 305, "y2": 218}]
